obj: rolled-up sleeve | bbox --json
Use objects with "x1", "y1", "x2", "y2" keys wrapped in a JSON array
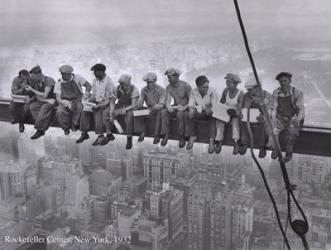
[
  {"x1": 188, "y1": 91, "x2": 196, "y2": 108},
  {"x1": 295, "y1": 90, "x2": 305, "y2": 121},
  {"x1": 53, "y1": 80, "x2": 61, "y2": 94},
  {"x1": 105, "y1": 78, "x2": 116, "y2": 100}
]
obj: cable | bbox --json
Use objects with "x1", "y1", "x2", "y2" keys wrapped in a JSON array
[
  {"x1": 233, "y1": 1, "x2": 309, "y2": 249},
  {"x1": 245, "y1": 107, "x2": 291, "y2": 249}
]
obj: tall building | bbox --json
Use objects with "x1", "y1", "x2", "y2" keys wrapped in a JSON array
[
  {"x1": 144, "y1": 151, "x2": 191, "y2": 190},
  {"x1": 89, "y1": 169, "x2": 122, "y2": 196},
  {"x1": 209, "y1": 192, "x2": 233, "y2": 250},
  {"x1": 187, "y1": 193, "x2": 210, "y2": 250},
  {"x1": 0, "y1": 161, "x2": 35, "y2": 199},
  {"x1": 231, "y1": 204, "x2": 254, "y2": 249},
  {"x1": 289, "y1": 155, "x2": 331, "y2": 184}
]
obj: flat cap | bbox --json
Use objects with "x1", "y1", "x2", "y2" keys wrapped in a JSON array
[
  {"x1": 225, "y1": 73, "x2": 241, "y2": 84},
  {"x1": 118, "y1": 74, "x2": 132, "y2": 84},
  {"x1": 164, "y1": 68, "x2": 181, "y2": 76},
  {"x1": 90, "y1": 63, "x2": 106, "y2": 72},
  {"x1": 59, "y1": 65, "x2": 74, "y2": 74},
  {"x1": 245, "y1": 78, "x2": 259, "y2": 89},
  {"x1": 275, "y1": 72, "x2": 292, "y2": 81},
  {"x1": 29, "y1": 65, "x2": 42, "y2": 74},
  {"x1": 143, "y1": 72, "x2": 157, "y2": 82}
]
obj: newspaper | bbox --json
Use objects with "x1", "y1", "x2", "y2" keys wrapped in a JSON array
[
  {"x1": 11, "y1": 94, "x2": 29, "y2": 103},
  {"x1": 133, "y1": 109, "x2": 150, "y2": 117},
  {"x1": 212, "y1": 102, "x2": 231, "y2": 122},
  {"x1": 242, "y1": 108, "x2": 261, "y2": 123},
  {"x1": 82, "y1": 101, "x2": 97, "y2": 112}
]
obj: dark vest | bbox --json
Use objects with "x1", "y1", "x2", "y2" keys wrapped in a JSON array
[
  {"x1": 33, "y1": 76, "x2": 55, "y2": 99},
  {"x1": 117, "y1": 85, "x2": 133, "y2": 108},
  {"x1": 61, "y1": 79, "x2": 82, "y2": 100}
]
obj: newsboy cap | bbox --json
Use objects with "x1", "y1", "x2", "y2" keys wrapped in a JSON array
[
  {"x1": 275, "y1": 72, "x2": 292, "y2": 81},
  {"x1": 245, "y1": 78, "x2": 259, "y2": 89},
  {"x1": 143, "y1": 72, "x2": 157, "y2": 82},
  {"x1": 90, "y1": 63, "x2": 106, "y2": 72},
  {"x1": 59, "y1": 65, "x2": 74, "y2": 74},
  {"x1": 118, "y1": 74, "x2": 132, "y2": 84},
  {"x1": 225, "y1": 73, "x2": 241, "y2": 84},
  {"x1": 164, "y1": 68, "x2": 181, "y2": 76},
  {"x1": 29, "y1": 65, "x2": 42, "y2": 74}
]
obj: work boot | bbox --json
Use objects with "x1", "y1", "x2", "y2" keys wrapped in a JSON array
[
  {"x1": 186, "y1": 136, "x2": 196, "y2": 150},
  {"x1": 138, "y1": 132, "x2": 145, "y2": 142},
  {"x1": 92, "y1": 135, "x2": 104, "y2": 146},
  {"x1": 271, "y1": 150, "x2": 278, "y2": 159},
  {"x1": 161, "y1": 134, "x2": 169, "y2": 147},
  {"x1": 31, "y1": 130, "x2": 45, "y2": 140},
  {"x1": 215, "y1": 141, "x2": 222, "y2": 154},
  {"x1": 179, "y1": 136, "x2": 186, "y2": 148},
  {"x1": 64, "y1": 128, "x2": 70, "y2": 135},
  {"x1": 71, "y1": 124, "x2": 79, "y2": 132},
  {"x1": 239, "y1": 145, "x2": 248, "y2": 155},
  {"x1": 208, "y1": 139, "x2": 215, "y2": 154},
  {"x1": 76, "y1": 132, "x2": 89, "y2": 144},
  {"x1": 100, "y1": 134, "x2": 115, "y2": 146},
  {"x1": 19, "y1": 123, "x2": 25, "y2": 133},
  {"x1": 153, "y1": 135, "x2": 161, "y2": 144},
  {"x1": 258, "y1": 148, "x2": 267, "y2": 158},
  {"x1": 233, "y1": 141, "x2": 240, "y2": 155},
  {"x1": 283, "y1": 152, "x2": 293, "y2": 162},
  {"x1": 126, "y1": 136, "x2": 133, "y2": 150}
]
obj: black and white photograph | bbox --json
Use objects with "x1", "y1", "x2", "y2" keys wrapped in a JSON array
[{"x1": 0, "y1": 0, "x2": 331, "y2": 249}]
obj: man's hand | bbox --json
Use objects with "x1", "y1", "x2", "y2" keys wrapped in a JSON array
[
  {"x1": 83, "y1": 92, "x2": 91, "y2": 100},
  {"x1": 167, "y1": 106, "x2": 175, "y2": 113},
  {"x1": 291, "y1": 117, "x2": 299, "y2": 127},
  {"x1": 177, "y1": 105, "x2": 186, "y2": 112},
  {"x1": 91, "y1": 105, "x2": 101, "y2": 112},
  {"x1": 120, "y1": 108, "x2": 127, "y2": 115},
  {"x1": 25, "y1": 85, "x2": 33, "y2": 92},
  {"x1": 205, "y1": 108, "x2": 213, "y2": 116},
  {"x1": 273, "y1": 127, "x2": 280, "y2": 135},
  {"x1": 196, "y1": 105, "x2": 202, "y2": 113}
]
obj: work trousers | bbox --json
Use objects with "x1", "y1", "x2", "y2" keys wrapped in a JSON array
[
  {"x1": 215, "y1": 117, "x2": 240, "y2": 142},
  {"x1": 134, "y1": 108, "x2": 169, "y2": 136},
  {"x1": 80, "y1": 106, "x2": 112, "y2": 135},
  {"x1": 112, "y1": 106, "x2": 134, "y2": 136},
  {"x1": 56, "y1": 99, "x2": 83, "y2": 130},
  {"x1": 167, "y1": 110, "x2": 190, "y2": 138},
  {"x1": 240, "y1": 121, "x2": 272, "y2": 148},
  {"x1": 274, "y1": 115, "x2": 301, "y2": 154},
  {"x1": 188, "y1": 111, "x2": 215, "y2": 139},
  {"x1": 29, "y1": 101, "x2": 56, "y2": 132},
  {"x1": 9, "y1": 102, "x2": 30, "y2": 123}
]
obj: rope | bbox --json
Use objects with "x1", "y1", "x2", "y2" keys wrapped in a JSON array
[{"x1": 233, "y1": 1, "x2": 309, "y2": 249}]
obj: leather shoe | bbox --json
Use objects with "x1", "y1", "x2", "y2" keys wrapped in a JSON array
[
  {"x1": 215, "y1": 141, "x2": 222, "y2": 154},
  {"x1": 19, "y1": 123, "x2": 25, "y2": 133},
  {"x1": 100, "y1": 134, "x2": 115, "y2": 146},
  {"x1": 153, "y1": 136, "x2": 160, "y2": 144},
  {"x1": 239, "y1": 145, "x2": 248, "y2": 155},
  {"x1": 258, "y1": 148, "x2": 267, "y2": 158},
  {"x1": 233, "y1": 141, "x2": 240, "y2": 155},
  {"x1": 64, "y1": 128, "x2": 70, "y2": 135},
  {"x1": 76, "y1": 133, "x2": 89, "y2": 144},
  {"x1": 126, "y1": 136, "x2": 133, "y2": 150},
  {"x1": 271, "y1": 150, "x2": 278, "y2": 159},
  {"x1": 138, "y1": 132, "x2": 145, "y2": 142},
  {"x1": 208, "y1": 139, "x2": 215, "y2": 154},
  {"x1": 179, "y1": 136, "x2": 186, "y2": 148},
  {"x1": 31, "y1": 130, "x2": 45, "y2": 140},
  {"x1": 186, "y1": 136, "x2": 196, "y2": 150},
  {"x1": 92, "y1": 135, "x2": 104, "y2": 146},
  {"x1": 161, "y1": 134, "x2": 169, "y2": 147},
  {"x1": 283, "y1": 152, "x2": 293, "y2": 162}
]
